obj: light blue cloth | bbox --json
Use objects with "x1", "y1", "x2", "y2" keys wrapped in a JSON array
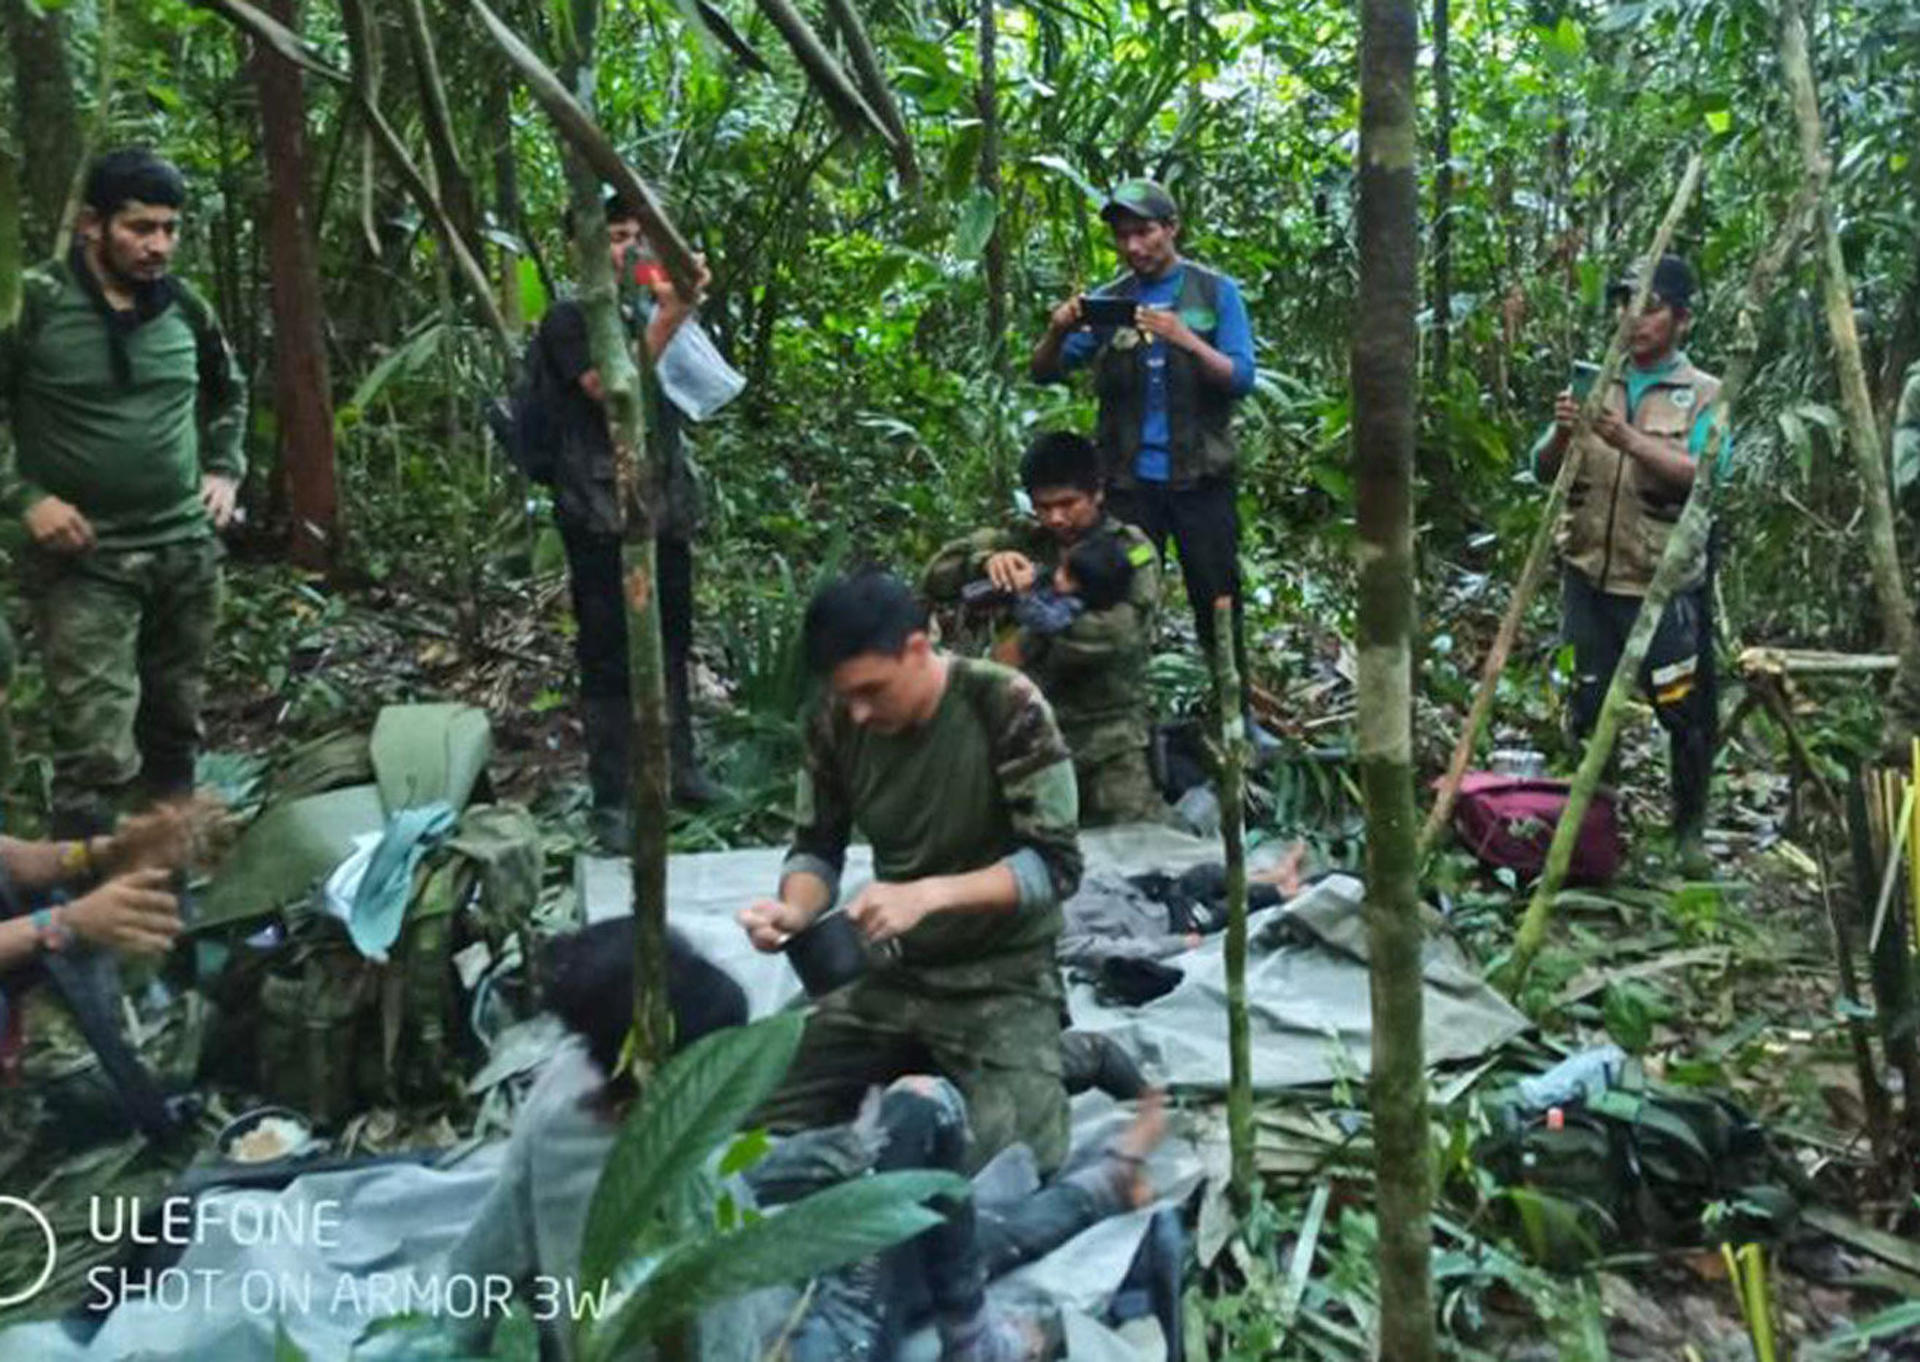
[{"x1": 348, "y1": 802, "x2": 457, "y2": 958}]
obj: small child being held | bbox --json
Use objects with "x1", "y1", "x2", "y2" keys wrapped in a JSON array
[{"x1": 1013, "y1": 530, "x2": 1135, "y2": 639}]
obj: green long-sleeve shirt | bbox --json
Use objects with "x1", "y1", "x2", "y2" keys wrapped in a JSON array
[
  {"x1": 1, "y1": 255, "x2": 246, "y2": 549},
  {"x1": 783, "y1": 658, "x2": 1082, "y2": 975}
]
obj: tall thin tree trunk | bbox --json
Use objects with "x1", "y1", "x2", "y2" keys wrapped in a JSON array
[
  {"x1": 6, "y1": 0, "x2": 80, "y2": 251},
  {"x1": 0, "y1": 76, "x2": 18, "y2": 324},
  {"x1": 557, "y1": 0, "x2": 675, "y2": 1080},
  {"x1": 1353, "y1": 0, "x2": 1434, "y2": 1357},
  {"x1": 1212, "y1": 597, "x2": 1255, "y2": 1207},
  {"x1": 1427, "y1": 0, "x2": 1452, "y2": 382},
  {"x1": 977, "y1": 0, "x2": 1006, "y2": 365},
  {"x1": 1779, "y1": 0, "x2": 1920, "y2": 750},
  {"x1": 488, "y1": 82, "x2": 524, "y2": 336},
  {"x1": 398, "y1": 0, "x2": 479, "y2": 255},
  {"x1": 256, "y1": 0, "x2": 339, "y2": 571}
]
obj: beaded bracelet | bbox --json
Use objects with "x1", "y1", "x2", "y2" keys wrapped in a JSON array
[
  {"x1": 57, "y1": 838, "x2": 97, "y2": 880},
  {"x1": 30, "y1": 906, "x2": 73, "y2": 954}
]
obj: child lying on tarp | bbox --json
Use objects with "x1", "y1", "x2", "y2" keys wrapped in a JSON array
[
  {"x1": 1059, "y1": 844, "x2": 1306, "y2": 1003},
  {"x1": 443, "y1": 919, "x2": 1165, "y2": 1362}
]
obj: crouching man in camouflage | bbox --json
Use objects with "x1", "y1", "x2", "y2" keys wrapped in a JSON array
[
  {"x1": 923, "y1": 431, "x2": 1165, "y2": 826},
  {"x1": 739, "y1": 570, "x2": 1083, "y2": 1174},
  {"x1": 2, "y1": 149, "x2": 245, "y2": 837}
]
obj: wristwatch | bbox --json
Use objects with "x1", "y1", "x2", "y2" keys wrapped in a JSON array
[{"x1": 30, "y1": 906, "x2": 73, "y2": 954}]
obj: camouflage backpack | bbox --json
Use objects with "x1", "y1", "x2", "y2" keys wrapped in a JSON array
[
  {"x1": 1479, "y1": 1054, "x2": 1802, "y2": 1265},
  {"x1": 228, "y1": 804, "x2": 543, "y2": 1127}
]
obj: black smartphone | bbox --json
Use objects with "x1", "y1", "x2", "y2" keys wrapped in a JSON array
[{"x1": 1079, "y1": 295, "x2": 1138, "y2": 328}]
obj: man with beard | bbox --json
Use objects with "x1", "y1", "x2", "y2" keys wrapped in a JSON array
[{"x1": 0, "y1": 148, "x2": 245, "y2": 838}]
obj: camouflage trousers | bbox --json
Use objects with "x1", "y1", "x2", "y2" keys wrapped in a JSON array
[
  {"x1": 26, "y1": 540, "x2": 223, "y2": 835},
  {"x1": 755, "y1": 959, "x2": 1069, "y2": 1175},
  {"x1": 1066, "y1": 721, "x2": 1168, "y2": 828}
]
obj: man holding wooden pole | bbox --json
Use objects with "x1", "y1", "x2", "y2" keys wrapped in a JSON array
[{"x1": 1530, "y1": 255, "x2": 1729, "y2": 874}]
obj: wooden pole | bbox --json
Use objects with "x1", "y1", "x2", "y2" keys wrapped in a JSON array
[{"x1": 1211, "y1": 596, "x2": 1255, "y2": 1208}]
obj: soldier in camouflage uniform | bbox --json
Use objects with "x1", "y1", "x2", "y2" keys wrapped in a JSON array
[
  {"x1": 1, "y1": 149, "x2": 245, "y2": 837},
  {"x1": 923, "y1": 431, "x2": 1166, "y2": 827},
  {"x1": 739, "y1": 571, "x2": 1083, "y2": 1173}
]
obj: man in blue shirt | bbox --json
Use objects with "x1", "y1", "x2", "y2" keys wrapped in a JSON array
[{"x1": 1029, "y1": 180, "x2": 1268, "y2": 748}]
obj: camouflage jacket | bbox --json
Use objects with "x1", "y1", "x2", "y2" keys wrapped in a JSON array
[
  {"x1": 1, "y1": 253, "x2": 246, "y2": 549},
  {"x1": 922, "y1": 514, "x2": 1159, "y2": 760}
]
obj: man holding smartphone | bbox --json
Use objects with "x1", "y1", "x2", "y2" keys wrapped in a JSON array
[
  {"x1": 1531, "y1": 254, "x2": 1729, "y2": 873},
  {"x1": 1029, "y1": 180, "x2": 1269, "y2": 751}
]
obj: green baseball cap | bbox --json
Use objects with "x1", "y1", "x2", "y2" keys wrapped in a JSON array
[{"x1": 1100, "y1": 179, "x2": 1178, "y2": 224}]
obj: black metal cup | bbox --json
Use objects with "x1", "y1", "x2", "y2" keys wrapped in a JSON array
[{"x1": 784, "y1": 910, "x2": 871, "y2": 997}]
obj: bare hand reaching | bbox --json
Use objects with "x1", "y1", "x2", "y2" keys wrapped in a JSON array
[{"x1": 64, "y1": 869, "x2": 183, "y2": 956}]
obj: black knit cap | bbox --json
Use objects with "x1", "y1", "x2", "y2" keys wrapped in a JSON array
[{"x1": 1607, "y1": 254, "x2": 1695, "y2": 311}]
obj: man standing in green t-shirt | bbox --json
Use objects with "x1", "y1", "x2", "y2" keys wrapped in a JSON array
[
  {"x1": 739, "y1": 570, "x2": 1083, "y2": 1173},
  {"x1": 1, "y1": 148, "x2": 246, "y2": 836}
]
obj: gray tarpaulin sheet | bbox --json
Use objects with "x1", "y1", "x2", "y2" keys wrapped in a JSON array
[
  {"x1": 577, "y1": 822, "x2": 1530, "y2": 1090},
  {"x1": 0, "y1": 1096, "x2": 1191, "y2": 1362},
  {"x1": 1, "y1": 824, "x2": 1523, "y2": 1361}
]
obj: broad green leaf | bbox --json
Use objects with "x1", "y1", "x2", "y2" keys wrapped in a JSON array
[
  {"x1": 1026, "y1": 152, "x2": 1105, "y2": 205},
  {"x1": 954, "y1": 188, "x2": 999, "y2": 260},
  {"x1": 1703, "y1": 108, "x2": 1732, "y2": 135},
  {"x1": 576, "y1": 1012, "x2": 805, "y2": 1295},
  {"x1": 1776, "y1": 409, "x2": 1812, "y2": 480},
  {"x1": 586, "y1": 1169, "x2": 967, "y2": 1361},
  {"x1": 274, "y1": 1321, "x2": 309, "y2": 1362},
  {"x1": 942, "y1": 122, "x2": 985, "y2": 199}
]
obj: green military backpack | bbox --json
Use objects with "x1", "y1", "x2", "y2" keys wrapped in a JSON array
[{"x1": 1478, "y1": 1052, "x2": 1802, "y2": 1266}]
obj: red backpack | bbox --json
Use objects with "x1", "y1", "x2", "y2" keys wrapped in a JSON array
[{"x1": 1448, "y1": 773, "x2": 1623, "y2": 885}]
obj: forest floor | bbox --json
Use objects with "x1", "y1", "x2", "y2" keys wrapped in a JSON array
[{"x1": 4, "y1": 553, "x2": 1917, "y2": 1359}]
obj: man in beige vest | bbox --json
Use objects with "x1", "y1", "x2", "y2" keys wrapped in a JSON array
[{"x1": 1532, "y1": 255, "x2": 1729, "y2": 873}]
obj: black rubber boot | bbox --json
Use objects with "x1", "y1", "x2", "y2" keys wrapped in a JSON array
[
  {"x1": 1671, "y1": 724, "x2": 1714, "y2": 879},
  {"x1": 666, "y1": 655, "x2": 723, "y2": 808},
  {"x1": 1061, "y1": 1030, "x2": 1148, "y2": 1099},
  {"x1": 581, "y1": 696, "x2": 633, "y2": 855}
]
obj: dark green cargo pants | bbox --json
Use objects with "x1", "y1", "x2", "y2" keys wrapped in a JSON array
[{"x1": 27, "y1": 539, "x2": 223, "y2": 834}]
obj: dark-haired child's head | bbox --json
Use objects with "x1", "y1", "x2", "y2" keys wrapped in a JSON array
[
  {"x1": 803, "y1": 570, "x2": 945, "y2": 735},
  {"x1": 543, "y1": 921, "x2": 747, "y2": 1091},
  {"x1": 1058, "y1": 533, "x2": 1135, "y2": 613}
]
